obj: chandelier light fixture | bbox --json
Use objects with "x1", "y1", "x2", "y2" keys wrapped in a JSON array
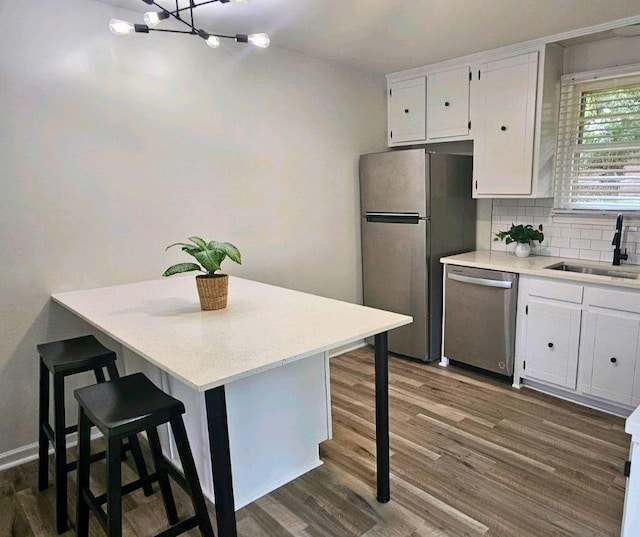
[{"x1": 109, "y1": 0, "x2": 270, "y2": 50}]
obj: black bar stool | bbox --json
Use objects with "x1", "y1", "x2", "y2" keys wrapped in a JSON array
[
  {"x1": 37, "y1": 335, "x2": 152, "y2": 534},
  {"x1": 74, "y1": 372, "x2": 214, "y2": 537}
]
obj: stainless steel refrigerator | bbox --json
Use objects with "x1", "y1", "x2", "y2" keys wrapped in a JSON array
[{"x1": 360, "y1": 148, "x2": 476, "y2": 362}]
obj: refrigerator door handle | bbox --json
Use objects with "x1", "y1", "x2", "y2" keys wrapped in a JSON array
[
  {"x1": 447, "y1": 272, "x2": 513, "y2": 289},
  {"x1": 365, "y1": 212, "x2": 422, "y2": 224}
]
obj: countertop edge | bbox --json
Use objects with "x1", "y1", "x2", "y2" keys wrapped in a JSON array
[
  {"x1": 627, "y1": 405, "x2": 640, "y2": 437},
  {"x1": 441, "y1": 251, "x2": 640, "y2": 290}
]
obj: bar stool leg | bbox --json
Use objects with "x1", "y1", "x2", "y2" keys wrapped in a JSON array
[
  {"x1": 38, "y1": 359, "x2": 50, "y2": 491},
  {"x1": 106, "y1": 437, "x2": 123, "y2": 537},
  {"x1": 126, "y1": 434, "x2": 154, "y2": 496},
  {"x1": 94, "y1": 367, "x2": 106, "y2": 383},
  {"x1": 170, "y1": 416, "x2": 215, "y2": 537},
  {"x1": 92, "y1": 367, "x2": 124, "y2": 463},
  {"x1": 146, "y1": 427, "x2": 179, "y2": 526},
  {"x1": 103, "y1": 361, "x2": 153, "y2": 497},
  {"x1": 76, "y1": 407, "x2": 92, "y2": 537},
  {"x1": 53, "y1": 373, "x2": 68, "y2": 534},
  {"x1": 105, "y1": 360, "x2": 120, "y2": 382},
  {"x1": 94, "y1": 366, "x2": 131, "y2": 465}
]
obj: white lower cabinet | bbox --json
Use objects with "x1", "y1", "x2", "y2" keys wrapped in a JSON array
[
  {"x1": 524, "y1": 299, "x2": 581, "y2": 389},
  {"x1": 516, "y1": 276, "x2": 640, "y2": 413},
  {"x1": 580, "y1": 311, "x2": 640, "y2": 406}
]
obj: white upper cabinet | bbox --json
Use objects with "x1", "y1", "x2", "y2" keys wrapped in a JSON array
[
  {"x1": 472, "y1": 44, "x2": 563, "y2": 198},
  {"x1": 386, "y1": 43, "x2": 563, "y2": 198},
  {"x1": 388, "y1": 77, "x2": 426, "y2": 144},
  {"x1": 473, "y1": 52, "x2": 538, "y2": 196},
  {"x1": 426, "y1": 66, "x2": 471, "y2": 140},
  {"x1": 388, "y1": 66, "x2": 471, "y2": 146}
]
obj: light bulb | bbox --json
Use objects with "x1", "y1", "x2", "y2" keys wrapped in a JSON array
[
  {"x1": 206, "y1": 35, "x2": 221, "y2": 48},
  {"x1": 143, "y1": 11, "x2": 169, "y2": 27},
  {"x1": 248, "y1": 33, "x2": 269, "y2": 48},
  {"x1": 109, "y1": 19, "x2": 135, "y2": 35},
  {"x1": 143, "y1": 12, "x2": 159, "y2": 26}
]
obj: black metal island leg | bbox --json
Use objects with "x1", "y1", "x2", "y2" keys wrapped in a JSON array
[
  {"x1": 374, "y1": 331, "x2": 390, "y2": 503},
  {"x1": 204, "y1": 385, "x2": 237, "y2": 537}
]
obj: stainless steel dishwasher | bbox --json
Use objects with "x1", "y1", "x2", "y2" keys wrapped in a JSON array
[{"x1": 443, "y1": 265, "x2": 518, "y2": 376}]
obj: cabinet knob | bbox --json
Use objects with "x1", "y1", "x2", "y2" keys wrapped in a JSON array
[
  {"x1": 404, "y1": 109, "x2": 410, "y2": 114},
  {"x1": 548, "y1": 342, "x2": 554, "y2": 348},
  {"x1": 501, "y1": 125, "x2": 507, "y2": 131},
  {"x1": 444, "y1": 101, "x2": 450, "y2": 107},
  {"x1": 611, "y1": 357, "x2": 617, "y2": 364}
]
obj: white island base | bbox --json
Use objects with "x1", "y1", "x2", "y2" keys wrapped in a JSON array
[{"x1": 123, "y1": 348, "x2": 331, "y2": 509}]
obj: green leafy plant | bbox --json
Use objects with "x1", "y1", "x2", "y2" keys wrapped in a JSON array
[
  {"x1": 494, "y1": 224, "x2": 544, "y2": 245},
  {"x1": 163, "y1": 237, "x2": 242, "y2": 277}
]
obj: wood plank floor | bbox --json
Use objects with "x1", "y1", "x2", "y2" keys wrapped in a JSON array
[{"x1": 0, "y1": 347, "x2": 630, "y2": 536}]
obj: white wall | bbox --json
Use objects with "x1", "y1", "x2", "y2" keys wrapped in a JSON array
[
  {"x1": 0, "y1": 0, "x2": 386, "y2": 456},
  {"x1": 563, "y1": 34, "x2": 640, "y2": 74}
]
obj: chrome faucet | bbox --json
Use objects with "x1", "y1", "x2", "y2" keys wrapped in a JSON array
[{"x1": 612, "y1": 213, "x2": 628, "y2": 266}]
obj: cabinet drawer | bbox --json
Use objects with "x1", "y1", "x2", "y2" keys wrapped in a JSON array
[
  {"x1": 527, "y1": 279, "x2": 583, "y2": 303},
  {"x1": 586, "y1": 287, "x2": 640, "y2": 314}
]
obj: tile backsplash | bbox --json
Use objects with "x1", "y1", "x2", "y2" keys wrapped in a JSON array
[{"x1": 490, "y1": 199, "x2": 640, "y2": 265}]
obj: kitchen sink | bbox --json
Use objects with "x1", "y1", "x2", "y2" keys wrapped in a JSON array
[{"x1": 545, "y1": 262, "x2": 640, "y2": 280}]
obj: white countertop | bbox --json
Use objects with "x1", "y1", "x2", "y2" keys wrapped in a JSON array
[
  {"x1": 52, "y1": 276, "x2": 412, "y2": 392},
  {"x1": 441, "y1": 251, "x2": 640, "y2": 290}
]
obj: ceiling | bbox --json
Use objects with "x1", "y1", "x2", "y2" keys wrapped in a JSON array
[{"x1": 95, "y1": 0, "x2": 640, "y2": 75}]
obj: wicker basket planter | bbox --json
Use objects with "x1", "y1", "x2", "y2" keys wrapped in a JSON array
[{"x1": 195, "y1": 274, "x2": 229, "y2": 310}]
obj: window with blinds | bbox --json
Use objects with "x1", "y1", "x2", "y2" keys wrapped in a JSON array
[{"x1": 554, "y1": 71, "x2": 640, "y2": 213}]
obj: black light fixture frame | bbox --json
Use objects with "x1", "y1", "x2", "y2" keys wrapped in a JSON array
[{"x1": 136, "y1": 0, "x2": 251, "y2": 44}]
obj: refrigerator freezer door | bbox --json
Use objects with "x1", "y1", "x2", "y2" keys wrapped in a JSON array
[
  {"x1": 362, "y1": 218, "x2": 428, "y2": 360},
  {"x1": 360, "y1": 149, "x2": 428, "y2": 216}
]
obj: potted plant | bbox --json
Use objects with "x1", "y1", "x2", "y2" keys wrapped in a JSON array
[
  {"x1": 163, "y1": 237, "x2": 242, "y2": 310},
  {"x1": 494, "y1": 223, "x2": 544, "y2": 258}
]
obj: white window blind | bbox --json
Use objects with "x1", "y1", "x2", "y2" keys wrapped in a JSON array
[{"x1": 554, "y1": 70, "x2": 640, "y2": 213}]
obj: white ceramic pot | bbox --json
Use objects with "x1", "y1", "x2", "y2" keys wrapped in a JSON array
[{"x1": 515, "y1": 242, "x2": 531, "y2": 258}]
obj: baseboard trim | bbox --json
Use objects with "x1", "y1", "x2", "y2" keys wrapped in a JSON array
[
  {"x1": 522, "y1": 379, "x2": 633, "y2": 418},
  {"x1": 0, "y1": 430, "x2": 103, "y2": 473}
]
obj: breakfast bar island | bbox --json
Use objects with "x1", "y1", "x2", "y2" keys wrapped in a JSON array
[{"x1": 52, "y1": 275, "x2": 412, "y2": 537}]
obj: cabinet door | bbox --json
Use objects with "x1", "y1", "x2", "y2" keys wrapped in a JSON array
[
  {"x1": 388, "y1": 78, "x2": 426, "y2": 144},
  {"x1": 582, "y1": 311, "x2": 639, "y2": 406},
  {"x1": 427, "y1": 66, "x2": 470, "y2": 140},
  {"x1": 524, "y1": 298, "x2": 581, "y2": 389},
  {"x1": 474, "y1": 52, "x2": 538, "y2": 196}
]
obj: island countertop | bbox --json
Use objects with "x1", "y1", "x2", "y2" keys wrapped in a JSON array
[{"x1": 52, "y1": 275, "x2": 412, "y2": 392}]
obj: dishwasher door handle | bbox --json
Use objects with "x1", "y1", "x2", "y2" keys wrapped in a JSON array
[{"x1": 447, "y1": 272, "x2": 513, "y2": 289}]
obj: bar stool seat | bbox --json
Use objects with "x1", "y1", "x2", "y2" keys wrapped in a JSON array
[
  {"x1": 37, "y1": 335, "x2": 152, "y2": 534},
  {"x1": 39, "y1": 335, "x2": 120, "y2": 374},
  {"x1": 75, "y1": 373, "x2": 214, "y2": 537}
]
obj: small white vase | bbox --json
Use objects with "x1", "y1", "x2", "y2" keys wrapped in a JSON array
[{"x1": 514, "y1": 242, "x2": 531, "y2": 258}]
